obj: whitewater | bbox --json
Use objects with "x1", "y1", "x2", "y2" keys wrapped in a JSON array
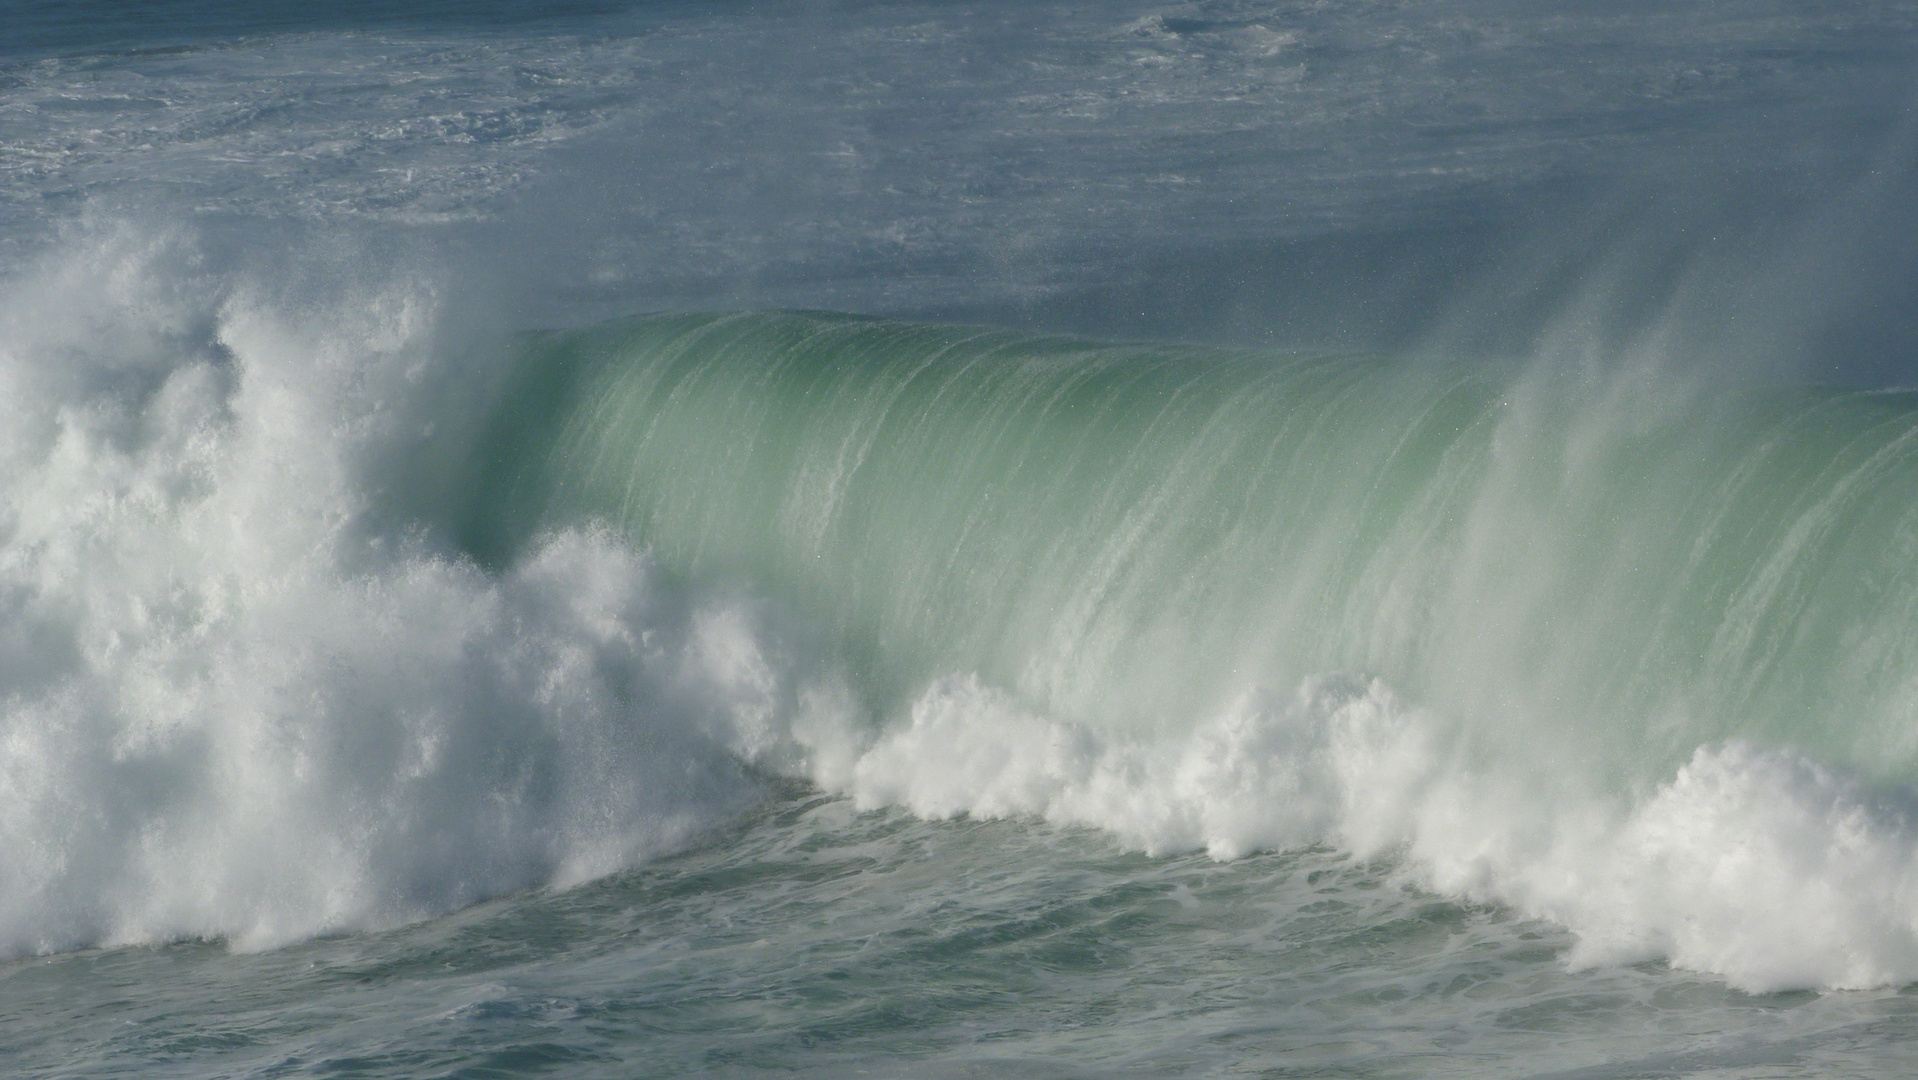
[{"x1": 6, "y1": 1, "x2": 1918, "y2": 1076}]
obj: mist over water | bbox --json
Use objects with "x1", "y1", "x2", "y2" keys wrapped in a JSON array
[{"x1": 7, "y1": 1, "x2": 1918, "y2": 1076}]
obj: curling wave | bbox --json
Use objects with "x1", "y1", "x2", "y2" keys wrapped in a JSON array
[
  {"x1": 468, "y1": 309, "x2": 1918, "y2": 991},
  {"x1": 10, "y1": 239, "x2": 1918, "y2": 991}
]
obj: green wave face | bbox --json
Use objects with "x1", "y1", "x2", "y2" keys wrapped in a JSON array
[{"x1": 466, "y1": 311, "x2": 1918, "y2": 787}]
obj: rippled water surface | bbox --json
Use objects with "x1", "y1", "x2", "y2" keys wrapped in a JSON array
[{"x1": 8, "y1": 791, "x2": 1918, "y2": 1078}]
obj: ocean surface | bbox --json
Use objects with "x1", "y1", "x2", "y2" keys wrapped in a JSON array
[{"x1": 6, "y1": 1, "x2": 1918, "y2": 1076}]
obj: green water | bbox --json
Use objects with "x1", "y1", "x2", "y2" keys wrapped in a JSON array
[{"x1": 461, "y1": 311, "x2": 1918, "y2": 786}]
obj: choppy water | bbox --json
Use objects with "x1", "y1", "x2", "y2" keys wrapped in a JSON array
[
  {"x1": 14, "y1": 789, "x2": 1918, "y2": 1079},
  {"x1": 7, "y1": 1, "x2": 1918, "y2": 1076}
]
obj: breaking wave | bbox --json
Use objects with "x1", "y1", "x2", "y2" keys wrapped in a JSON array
[{"x1": 9, "y1": 230, "x2": 1918, "y2": 991}]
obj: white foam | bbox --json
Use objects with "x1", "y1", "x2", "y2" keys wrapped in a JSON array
[
  {"x1": 0, "y1": 222, "x2": 781, "y2": 954},
  {"x1": 829, "y1": 670, "x2": 1918, "y2": 992},
  {"x1": 1546, "y1": 744, "x2": 1918, "y2": 991}
]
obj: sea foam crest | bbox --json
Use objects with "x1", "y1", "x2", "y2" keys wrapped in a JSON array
[
  {"x1": 1547, "y1": 744, "x2": 1918, "y2": 990},
  {"x1": 0, "y1": 225, "x2": 776, "y2": 954},
  {"x1": 832, "y1": 672, "x2": 1918, "y2": 992}
]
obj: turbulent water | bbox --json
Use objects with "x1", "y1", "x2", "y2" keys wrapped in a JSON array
[{"x1": 7, "y1": 1, "x2": 1918, "y2": 1076}]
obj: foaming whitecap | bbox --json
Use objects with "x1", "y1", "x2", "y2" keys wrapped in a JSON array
[
  {"x1": 829, "y1": 670, "x2": 1918, "y2": 992},
  {"x1": 0, "y1": 224, "x2": 780, "y2": 955}
]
